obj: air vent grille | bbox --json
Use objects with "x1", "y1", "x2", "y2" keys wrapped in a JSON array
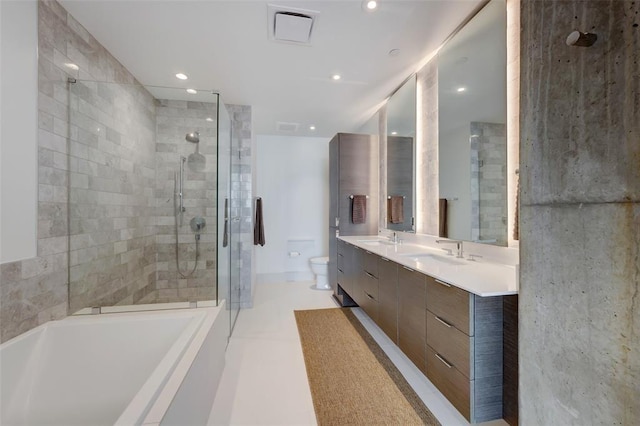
[
  {"x1": 267, "y1": 4, "x2": 319, "y2": 45},
  {"x1": 276, "y1": 122, "x2": 299, "y2": 133}
]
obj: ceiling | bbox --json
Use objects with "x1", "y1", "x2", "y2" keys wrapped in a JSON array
[{"x1": 59, "y1": 0, "x2": 483, "y2": 138}]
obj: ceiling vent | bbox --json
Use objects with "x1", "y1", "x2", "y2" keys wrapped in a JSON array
[
  {"x1": 276, "y1": 121, "x2": 299, "y2": 133},
  {"x1": 268, "y1": 4, "x2": 319, "y2": 45}
]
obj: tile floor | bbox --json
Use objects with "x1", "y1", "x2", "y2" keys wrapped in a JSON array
[{"x1": 207, "y1": 280, "x2": 507, "y2": 426}]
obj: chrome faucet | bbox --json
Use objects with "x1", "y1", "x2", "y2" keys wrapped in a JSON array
[
  {"x1": 436, "y1": 239, "x2": 463, "y2": 258},
  {"x1": 389, "y1": 232, "x2": 398, "y2": 244}
]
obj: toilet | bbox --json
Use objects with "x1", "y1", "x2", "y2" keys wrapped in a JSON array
[{"x1": 310, "y1": 256, "x2": 330, "y2": 290}]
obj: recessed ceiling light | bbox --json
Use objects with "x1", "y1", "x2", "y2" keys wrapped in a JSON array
[
  {"x1": 206, "y1": 117, "x2": 214, "y2": 122},
  {"x1": 391, "y1": 131, "x2": 398, "y2": 135},
  {"x1": 331, "y1": 74, "x2": 341, "y2": 81},
  {"x1": 364, "y1": 0, "x2": 378, "y2": 11},
  {"x1": 175, "y1": 73, "x2": 188, "y2": 80},
  {"x1": 457, "y1": 87, "x2": 467, "y2": 93},
  {"x1": 186, "y1": 88, "x2": 197, "y2": 94},
  {"x1": 309, "y1": 125, "x2": 316, "y2": 130},
  {"x1": 65, "y1": 63, "x2": 79, "y2": 71}
]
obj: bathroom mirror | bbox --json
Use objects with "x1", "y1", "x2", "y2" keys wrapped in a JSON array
[
  {"x1": 385, "y1": 75, "x2": 416, "y2": 232},
  {"x1": 438, "y1": 0, "x2": 507, "y2": 245}
]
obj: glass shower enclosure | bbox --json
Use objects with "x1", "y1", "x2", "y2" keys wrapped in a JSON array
[{"x1": 66, "y1": 80, "x2": 240, "y2": 331}]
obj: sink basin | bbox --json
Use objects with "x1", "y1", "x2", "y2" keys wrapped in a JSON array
[
  {"x1": 357, "y1": 240, "x2": 396, "y2": 246},
  {"x1": 400, "y1": 253, "x2": 467, "y2": 266}
]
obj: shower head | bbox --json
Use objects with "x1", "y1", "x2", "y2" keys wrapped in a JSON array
[{"x1": 185, "y1": 131, "x2": 200, "y2": 143}]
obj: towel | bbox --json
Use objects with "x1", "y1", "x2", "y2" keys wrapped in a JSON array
[
  {"x1": 254, "y1": 197, "x2": 265, "y2": 246},
  {"x1": 223, "y1": 198, "x2": 229, "y2": 248},
  {"x1": 439, "y1": 198, "x2": 448, "y2": 238},
  {"x1": 351, "y1": 195, "x2": 367, "y2": 224},
  {"x1": 387, "y1": 196, "x2": 404, "y2": 224}
]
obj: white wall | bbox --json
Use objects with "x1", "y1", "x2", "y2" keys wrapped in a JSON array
[
  {"x1": 0, "y1": 0, "x2": 38, "y2": 263},
  {"x1": 255, "y1": 135, "x2": 329, "y2": 279}
]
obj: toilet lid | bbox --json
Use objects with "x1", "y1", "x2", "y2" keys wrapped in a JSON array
[{"x1": 310, "y1": 256, "x2": 329, "y2": 264}]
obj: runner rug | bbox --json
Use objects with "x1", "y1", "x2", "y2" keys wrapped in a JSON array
[{"x1": 294, "y1": 308, "x2": 441, "y2": 425}]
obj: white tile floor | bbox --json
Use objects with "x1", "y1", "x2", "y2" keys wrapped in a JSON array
[{"x1": 207, "y1": 281, "x2": 507, "y2": 426}]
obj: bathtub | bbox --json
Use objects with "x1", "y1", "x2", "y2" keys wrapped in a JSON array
[{"x1": 0, "y1": 301, "x2": 229, "y2": 426}]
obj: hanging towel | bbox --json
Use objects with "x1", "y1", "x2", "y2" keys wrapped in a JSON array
[
  {"x1": 351, "y1": 195, "x2": 367, "y2": 224},
  {"x1": 223, "y1": 198, "x2": 229, "y2": 248},
  {"x1": 439, "y1": 198, "x2": 448, "y2": 238},
  {"x1": 254, "y1": 197, "x2": 265, "y2": 246},
  {"x1": 387, "y1": 196, "x2": 404, "y2": 224}
]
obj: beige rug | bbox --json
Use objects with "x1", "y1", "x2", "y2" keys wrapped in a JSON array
[{"x1": 294, "y1": 308, "x2": 441, "y2": 425}]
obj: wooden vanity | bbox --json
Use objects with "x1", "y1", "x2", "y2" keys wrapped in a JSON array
[{"x1": 336, "y1": 238, "x2": 518, "y2": 424}]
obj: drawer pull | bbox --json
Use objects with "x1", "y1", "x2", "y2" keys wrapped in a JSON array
[
  {"x1": 381, "y1": 257, "x2": 390, "y2": 262},
  {"x1": 434, "y1": 315, "x2": 452, "y2": 328},
  {"x1": 434, "y1": 278, "x2": 451, "y2": 287},
  {"x1": 402, "y1": 266, "x2": 415, "y2": 272},
  {"x1": 338, "y1": 268, "x2": 344, "y2": 273},
  {"x1": 435, "y1": 353, "x2": 454, "y2": 369},
  {"x1": 366, "y1": 293, "x2": 375, "y2": 300},
  {"x1": 365, "y1": 271, "x2": 375, "y2": 279},
  {"x1": 338, "y1": 253, "x2": 343, "y2": 257}
]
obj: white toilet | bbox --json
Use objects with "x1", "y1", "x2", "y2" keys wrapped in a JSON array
[{"x1": 310, "y1": 256, "x2": 330, "y2": 290}]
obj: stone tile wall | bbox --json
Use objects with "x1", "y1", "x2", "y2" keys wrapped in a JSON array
[
  {"x1": 153, "y1": 100, "x2": 218, "y2": 303},
  {"x1": 520, "y1": 0, "x2": 639, "y2": 423},
  {"x1": 470, "y1": 122, "x2": 507, "y2": 245},
  {"x1": 226, "y1": 105, "x2": 253, "y2": 308},
  {"x1": 67, "y1": 80, "x2": 157, "y2": 313},
  {"x1": 1, "y1": 0, "x2": 151, "y2": 342}
]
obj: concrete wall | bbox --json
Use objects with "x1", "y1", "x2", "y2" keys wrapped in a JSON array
[
  {"x1": 255, "y1": 135, "x2": 329, "y2": 281},
  {"x1": 519, "y1": 0, "x2": 639, "y2": 423}
]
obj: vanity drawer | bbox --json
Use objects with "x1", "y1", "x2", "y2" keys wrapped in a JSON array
[
  {"x1": 426, "y1": 310, "x2": 472, "y2": 379},
  {"x1": 426, "y1": 345, "x2": 471, "y2": 421},
  {"x1": 426, "y1": 276, "x2": 472, "y2": 335},
  {"x1": 363, "y1": 250, "x2": 379, "y2": 277},
  {"x1": 361, "y1": 269, "x2": 379, "y2": 301}
]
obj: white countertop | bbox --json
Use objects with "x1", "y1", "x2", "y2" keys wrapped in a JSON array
[{"x1": 338, "y1": 236, "x2": 518, "y2": 297}]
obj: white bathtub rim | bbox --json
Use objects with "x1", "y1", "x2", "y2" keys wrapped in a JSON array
[
  {"x1": 114, "y1": 310, "x2": 207, "y2": 426},
  {"x1": 142, "y1": 299, "x2": 225, "y2": 425},
  {"x1": 0, "y1": 303, "x2": 225, "y2": 426}
]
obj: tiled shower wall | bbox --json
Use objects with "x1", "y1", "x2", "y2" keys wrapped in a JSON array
[
  {"x1": 1, "y1": 0, "x2": 253, "y2": 342},
  {"x1": 153, "y1": 100, "x2": 218, "y2": 303},
  {"x1": 227, "y1": 105, "x2": 254, "y2": 308},
  {"x1": 68, "y1": 81, "x2": 157, "y2": 313},
  {"x1": 470, "y1": 122, "x2": 507, "y2": 245},
  {"x1": 1, "y1": 0, "x2": 154, "y2": 341}
]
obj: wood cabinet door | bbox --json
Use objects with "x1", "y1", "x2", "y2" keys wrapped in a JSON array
[
  {"x1": 397, "y1": 266, "x2": 426, "y2": 373},
  {"x1": 377, "y1": 257, "x2": 398, "y2": 343}
]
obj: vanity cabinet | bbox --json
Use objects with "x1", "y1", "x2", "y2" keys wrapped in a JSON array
[
  {"x1": 397, "y1": 265, "x2": 427, "y2": 374},
  {"x1": 377, "y1": 257, "x2": 398, "y2": 343},
  {"x1": 356, "y1": 250, "x2": 379, "y2": 322},
  {"x1": 425, "y1": 276, "x2": 503, "y2": 423}
]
